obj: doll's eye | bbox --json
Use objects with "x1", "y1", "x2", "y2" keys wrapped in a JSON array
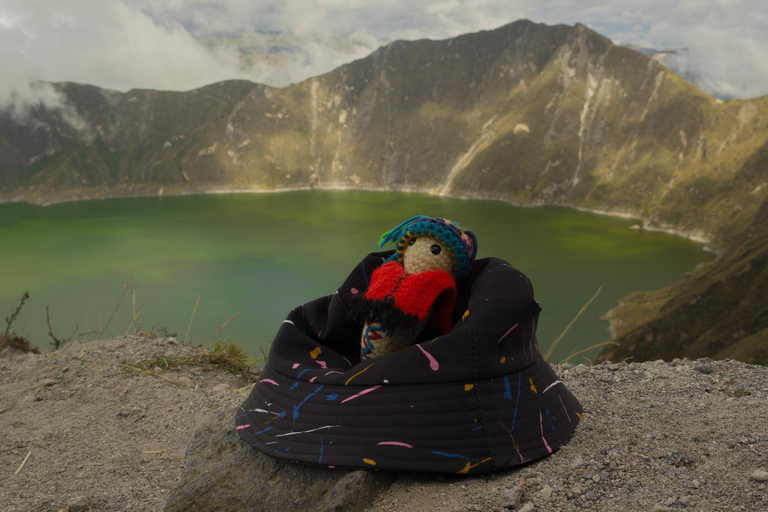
[
  {"x1": 430, "y1": 244, "x2": 441, "y2": 255},
  {"x1": 409, "y1": 238, "x2": 416, "y2": 246}
]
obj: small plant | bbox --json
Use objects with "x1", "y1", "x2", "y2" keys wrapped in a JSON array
[
  {"x1": 46, "y1": 306, "x2": 78, "y2": 350},
  {"x1": 212, "y1": 338, "x2": 249, "y2": 360},
  {"x1": 4, "y1": 291, "x2": 29, "y2": 337},
  {"x1": 0, "y1": 292, "x2": 39, "y2": 354},
  {"x1": 0, "y1": 333, "x2": 39, "y2": 354}
]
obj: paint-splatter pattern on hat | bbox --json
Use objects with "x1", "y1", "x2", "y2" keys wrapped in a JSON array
[{"x1": 236, "y1": 252, "x2": 582, "y2": 474}]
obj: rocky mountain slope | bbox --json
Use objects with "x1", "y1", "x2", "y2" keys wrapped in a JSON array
[{"x1": 1, "y1": 20, "x2": 767, "y2": 363}]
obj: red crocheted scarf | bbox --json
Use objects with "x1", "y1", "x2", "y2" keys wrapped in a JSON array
[{"x1": 363, "y1": 261, "x2": 457, "y2": 335}]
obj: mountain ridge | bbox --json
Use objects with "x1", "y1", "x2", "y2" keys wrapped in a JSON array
[{"x1": 1, "y1": 19, "x2": 767, "y2": 363}]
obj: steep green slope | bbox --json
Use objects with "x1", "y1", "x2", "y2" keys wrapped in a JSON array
[
  {"x1": 1, "y1": 20, "x2": 767, "y2": 363},
  {"x1": 599, "y1": 144, "x2": 768, "y2": 365}
]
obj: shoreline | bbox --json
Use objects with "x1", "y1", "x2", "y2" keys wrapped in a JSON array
[
  {"x1": 0, "y1": 183, "x2": 716, "y2": 251},
  {"x1": 0, "y1": 185, "x2": 718, "y2": 361}
]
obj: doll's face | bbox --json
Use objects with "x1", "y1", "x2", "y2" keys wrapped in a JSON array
[{"x1": 403, "y1": 237, "x2": 454, "y2": 275}]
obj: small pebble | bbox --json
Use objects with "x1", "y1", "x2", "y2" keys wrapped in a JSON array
[
  {"x1": 499, "y1": 486, "x2": 524, "y2": 509},
  {"x1": 536, "y1": 484, "x2": 552, "y2": 502},
  {"x1": 67, "y1": 495, "x2": 90, "y2": 512},
  {"x1": 519, "y1": 503, "x2": 535, "y2": 512},
  {"x1": 752, "y1": 469, "x2": 768, "y2": 482},
  {"x1": 177, "y1": 376, "x2": 194, "y2": 387}
]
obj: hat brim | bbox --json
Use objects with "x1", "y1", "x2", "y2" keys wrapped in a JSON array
[{"x1": 236, "y1": 357, "x2": 579, "y2": 474}]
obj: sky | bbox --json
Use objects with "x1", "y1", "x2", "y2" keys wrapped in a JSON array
[{"x1": 1, "y1": 0, "x2": 767, "y2": 114}]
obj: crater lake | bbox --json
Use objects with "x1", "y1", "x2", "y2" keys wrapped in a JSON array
[{"x1": 0, "y1": 191, "x2": 714, "y2": 362}]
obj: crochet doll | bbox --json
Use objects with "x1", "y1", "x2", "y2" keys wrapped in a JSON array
[{"x1": 349, "y1": 216, "x2": 478, "y2": 360}]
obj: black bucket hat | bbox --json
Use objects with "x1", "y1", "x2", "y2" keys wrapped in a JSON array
[{"x1": 236, "y1": 252, "x2": 582, "y2": 474}]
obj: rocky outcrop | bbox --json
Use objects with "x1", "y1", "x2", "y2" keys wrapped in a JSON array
[
  {"x1": 165, "y1": 411, "x2": 396, "y2": 512},
  {"x1": 599, "y1": 194, "x2": 768, "y2": 365}
]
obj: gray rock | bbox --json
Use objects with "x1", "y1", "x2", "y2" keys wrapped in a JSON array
[
  {"x1": 536, "y1": 484, "x2": 552, "y2": 502},
  {"x1": 499, "y1": 486, "x2": 525, "y2": 509},
  {"x1": 569, "y1": 454, "x2": 584, "y2": 470},
  {"x1": 177, "y1": 376, "x2": 194, "y2": 387},
  {"x1": 165, "y1": 410, "x2": 396, "y2": 512},
  {"x1": 519, "y1": 503, "x2": 535, "y2": 512},
  {"x1": 752, "y1": 469, "x2": 768, "y2": 482},
  {"x1": 67, "y1": 495, "x2": 90, "y2": 511}
]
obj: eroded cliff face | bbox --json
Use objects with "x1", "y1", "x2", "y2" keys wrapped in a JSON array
[{"x1": 1, "y1": 20, "x2": 767, "y2": 363}]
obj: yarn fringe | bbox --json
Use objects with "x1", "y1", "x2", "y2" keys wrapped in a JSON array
[{"x1": 346, "y1": 295, "x2": 422, "y2": 335}]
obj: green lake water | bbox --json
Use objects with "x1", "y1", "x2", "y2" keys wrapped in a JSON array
[{"x1": 0, "y1": 191, "x2": 714, "y2": 362}]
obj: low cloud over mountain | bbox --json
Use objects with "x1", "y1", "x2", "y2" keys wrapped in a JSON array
[{"x1": 1, "y1": 0, "x2": 767, "y2": 117}]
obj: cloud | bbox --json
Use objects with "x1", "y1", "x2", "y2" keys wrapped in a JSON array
[
  {"x1": 643, "y1": 1, "x2": 768, "y2": 99},
  {"x1": 1, "y1": 0, "x2": 767, "y2": 117},
  {"x1": 132, "y1": 0, "x2": 768, "y2": 99},
  {"x1": 1, "y1": 0, "x2": 246, "y2": 94},
  {"x1": 0, "y1": 0, "x2": 251, "y2": 127}
]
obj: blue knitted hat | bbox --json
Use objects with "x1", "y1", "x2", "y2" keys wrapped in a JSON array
[{"x1": 378, "y1": 216, "x2": 478, "y2": 278}]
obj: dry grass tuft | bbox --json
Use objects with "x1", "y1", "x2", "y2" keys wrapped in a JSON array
[
  {"x1": 125, "y1": 340, "x2": 262, "y2": 382},
  {"x1": 0, "y1": 334, "x2": 40, "y2": 354}
]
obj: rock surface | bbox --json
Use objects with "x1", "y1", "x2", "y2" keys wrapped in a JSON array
[
  {"x1": 165, "y1": 412, "x2": 395, "y2": 512},
  {"x1": 1, "y1": 337, "x2": 767, "y2": 511}
]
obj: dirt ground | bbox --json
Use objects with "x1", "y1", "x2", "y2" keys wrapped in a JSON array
[
  {"x1": 0, "y1": 336, "x2": 249, "y2": 512},
  {"x1": 1, "y1": 337, "x2": 766, "y2": 511}
]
